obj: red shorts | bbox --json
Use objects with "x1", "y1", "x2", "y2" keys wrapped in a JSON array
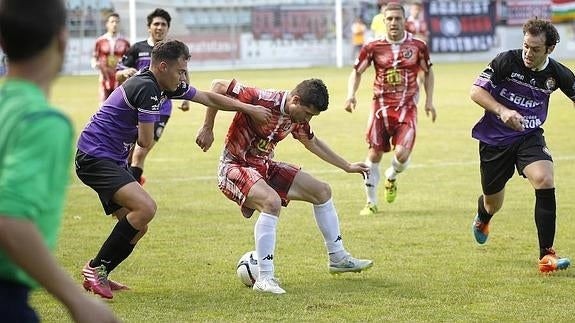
[
  {"x1": 218, "y1": 152, "x2": 300, "y2": 218},
  {"x1": 365, "y1": 98, "x2": 417, "y2": 152}
]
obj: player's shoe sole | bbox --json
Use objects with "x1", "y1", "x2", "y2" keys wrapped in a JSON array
[{"x1": 472, "y1": 214, "x2": 490, "y2": 244}]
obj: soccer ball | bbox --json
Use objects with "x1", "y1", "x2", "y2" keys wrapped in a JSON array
[{"x1": 236, "y1": 251, "x2": 258, "y2": 287}]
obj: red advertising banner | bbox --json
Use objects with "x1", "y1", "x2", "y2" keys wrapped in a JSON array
[
  {"x1": 506, "y1": 0, "x2": 551, "y2": 26},
  {"x1": 179, "y1": 33, "x2": 239, "y2": 61},
  {"x1": 425, "y1": 0, "x2": 496, "y2": 52},
  {"x1": 251, "y1": 6, "x2": 331, "y2": 40}
]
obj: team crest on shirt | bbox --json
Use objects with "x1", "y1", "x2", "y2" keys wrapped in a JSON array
[
  {"x1": 545, "y1": 77, "x2": 556, "y2": 90},
  {"x1": 402, "y1": 48, "x2": 413, "y2": 59}
]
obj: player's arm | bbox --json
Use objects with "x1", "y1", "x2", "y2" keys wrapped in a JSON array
[
  {"x1": 196, "y1": 79, "x2": 229, "y2": 152},
  {"x1": 191, "y1": 89, "x2": 271, "y2": 123},
  {"x1": 137, "y1": 122, "x2": 155, "y2": 148},
  {"x1": 299, "y1": 135, "x2": 369, "y2": 175},
  {"x1": 423, "y1": 66, "x2": 437, "y2": 122},
  {"x1": 116, "y1": 67, "x2": 138, "y2": 85},
  {"x1": 470, "y1": 85, "x2": 525, "y2": 131},
  {"x1": 344, "y1": 67, "x2": 365, "y2": 113},
  {"x1": 0, "y1": 217, "x2": 119, "y2": 323},
  {"x1": 115, "y1": 48, "x2": 138, "y2": 85}
]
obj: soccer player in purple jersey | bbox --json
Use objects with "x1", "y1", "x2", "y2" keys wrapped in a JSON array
[
  {"x1": 76, "y1": 40, "x2": 270, "y2": 299},
  {"x1": 470, "y1": 18, "x2": 575, "y2": 273},
  {"x1": 116, "y1": 8, "x2": 189, "y2": 185}
]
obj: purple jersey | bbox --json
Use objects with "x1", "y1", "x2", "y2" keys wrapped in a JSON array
[
  {"x1": 77, "y1": 68, "x2": 197, "y2": 166},
  {"x1": 117, "y1": 39, "x2": 173, "y2": 116},
  {"x1": 472, "y1": 49, "x2": 575, "y2": 145}
]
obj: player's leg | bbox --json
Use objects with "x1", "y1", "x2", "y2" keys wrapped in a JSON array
[
  {"x1": 519, "y1": 133, "x2": 569, "y2": 272},
  {"x1": 360, "y1": 100, "x2": 389, "y2": 215},
  {"x1": 218, "y1": 161, "x2": 285, "y2": 294},
  {"x1": 383, "y1": 118, "x2": 416, "y2": 203},
  {"x1": 361, "y1": 148, "x2": 383, "y2": 215},
  {"x1": 287, "y1": 169, "x2": 373, "y2": 274},
  {"x1": 243, "y1": 181, "x2": 286, "y2": 294},
  {"x1": 472, "y1": 142, "x2": 514, "y2": 244}
]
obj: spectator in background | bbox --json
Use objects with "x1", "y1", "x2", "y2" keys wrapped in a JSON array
[
  {"x1": 116, "y1": 8, "x2": 190, "y2": 185},
  {"x1": 92, "y1": 13, "x2": 130, "y2": 104},
  {"x1": 351, "y1": 16, "x2": 367, "y2": 62},
  {"x1": 344, "y1": 2, "x2": 436, "y2": 216},
  {"x1": 370, "y1": 3, "x2": 387, "y2": 40},
  {"x1": 0, "y1": 0, "x2": 119, "y2": 322},
  {"x1": 405, "y1": 1, "x2": 429, "y2": 43}
]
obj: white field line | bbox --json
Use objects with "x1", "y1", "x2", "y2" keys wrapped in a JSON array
[{"x1": 68, "y1": 155, "x2": 575, "y2": 188}]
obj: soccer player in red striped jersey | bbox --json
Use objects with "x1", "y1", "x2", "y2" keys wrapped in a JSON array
[
  {"x1": 344, "y1": 2, "x2": 436, "y2": 216},
  {"x1": 196, "y1": 79, "x2": 374, "y2": 294},
  {"x1": 91, "y1": 13, "x2": 130, "y2": 104}
]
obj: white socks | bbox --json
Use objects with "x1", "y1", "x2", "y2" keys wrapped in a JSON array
[
  {"x1": 313, "y1": 198, "x2": 347, "y2": 262},
  {"x1": 254, "y1": 212, "x2": 278, "y2": 279},
  {"x1": 384, "y1": 156, "x2": 410, "y2": 181},
  {"x1": 365, "y1": 159, "x2": 380, "y2": 204}
]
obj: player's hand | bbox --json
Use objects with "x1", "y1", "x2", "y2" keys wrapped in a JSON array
[
  {"x1": 123, "y1": 68, "x2": 138, "y2": 79},
  {"x1": 196, "y1": 125, "x2": 215, "y2": 152},
  {"x1": 68, "y1": 294, "x2": 120, "y2": 323},
  {"x1": 344, "y1": 97, "x2": 357, "y2": 113},
  {"x1": 346, "y1": 162, "x2": 369, "y2": 174},
  {"x1": 245, "y1": 105, "x2": 272, "y2": 126},
  {"x1": 499, "y1": 108, "x2": 525, "y2": 131},
  {"x1": 179, "y1": 100, "x2": 190, "y2": 112},
  {"x1": 425, "y1": 103, "x2": 437, "y2": 122}
]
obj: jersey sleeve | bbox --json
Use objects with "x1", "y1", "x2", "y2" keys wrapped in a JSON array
[
  {"x1": 473, "y1": 51, "x2": 511, "y2": 91},
  {"x1": 556, "y1": 63, "x2": 575, "y2": 102},
  {"x1": 167, "y1": 82, "x2": 197, "y2": 100},
  {"x1": 0, "y1": 112, "x2": 73, "y2": 221},
  {"x1": 291, "y1": 122, "x2": 314, "y2": 141},
  {"x1": 117, "y1": 45, "x2": 137, "y2": 71},
  {"x1": 124, "y1": 78, "x2": 161, "y2": 123},
  {"x1": 226, "y1": 79, "x2": 257, "y2": 104}
]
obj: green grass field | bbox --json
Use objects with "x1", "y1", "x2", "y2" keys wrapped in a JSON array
[{"x1": 29, "y1": 61, "x2": 575, "y2": 322}]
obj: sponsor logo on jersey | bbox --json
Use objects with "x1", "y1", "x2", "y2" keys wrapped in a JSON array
[
  {"x1": 545, "y1": 77, "x2": 556, "y2": 90},
  {"x1": 499, "y1": 88, "x2": 541, "y2": 108},
  {"x1": 511, "y1": 72, "x2": 524, "y2": 80}
]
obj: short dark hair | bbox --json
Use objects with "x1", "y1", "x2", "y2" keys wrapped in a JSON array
[
  {"x1": 151, "y1": 39, "x2": 190, "y2": 65},
  {"x1": 523, "y1": 18, "x2": 560, "y2": 48},
  {"x1": 0, "y1": 0, "x2": 66, "y2": 61},
  {"x1": 147, "y1": 8, "x2": 171, "y2": 28},
  {"x1": 293, "y1": 79, "x2": 329, "y2": 112},
  {"x1": 107, "y1": 12, "x2": 120, "y2": 22},
  {"x1": 384, "y1": 2, "x2": 406, "y2": 17}
]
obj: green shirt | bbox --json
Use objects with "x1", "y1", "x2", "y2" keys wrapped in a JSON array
[{"x1": 0, "y1": 79, "x2": 74, "y2": 288}]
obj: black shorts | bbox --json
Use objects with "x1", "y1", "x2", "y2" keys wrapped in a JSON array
[
  {"x1": 0, "y1": 280, "x2": 38, "y2": 323},
  {"x1": 479, "y1": 129, "x2": 552, "y2": 195},
  {"x1": 75, "y1": 150, "x2": 136, "y2": 215},
  {"x1": 154, "y1": 114, "x2": 170, "y2": 141}
]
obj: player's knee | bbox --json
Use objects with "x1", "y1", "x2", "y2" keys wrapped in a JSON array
[
  {"x1": 260, "y1": 195, "x2": 282, "y2": 215},
  {"x1": 312, "y1": 181, "x2": 332, "y2": 204},
  {"x1": 533, "y1": 173, "x2": 554, "y2": 189},
  {"x1": 134, "y1": 199, "x2": 157, "y2": 225}
]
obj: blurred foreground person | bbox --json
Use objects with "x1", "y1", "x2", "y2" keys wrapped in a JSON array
[{"x1": 0, "y1": 0, "x2": 119, "y2": 322}]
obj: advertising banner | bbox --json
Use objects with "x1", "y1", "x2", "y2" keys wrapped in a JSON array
[{"x1": 425, "y1": 0, "x2": 496, "y2": 53}]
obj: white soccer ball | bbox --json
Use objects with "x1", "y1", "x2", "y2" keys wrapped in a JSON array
[{"x1": 236, "y1": 251, "x2": 258, "y2": 287}]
